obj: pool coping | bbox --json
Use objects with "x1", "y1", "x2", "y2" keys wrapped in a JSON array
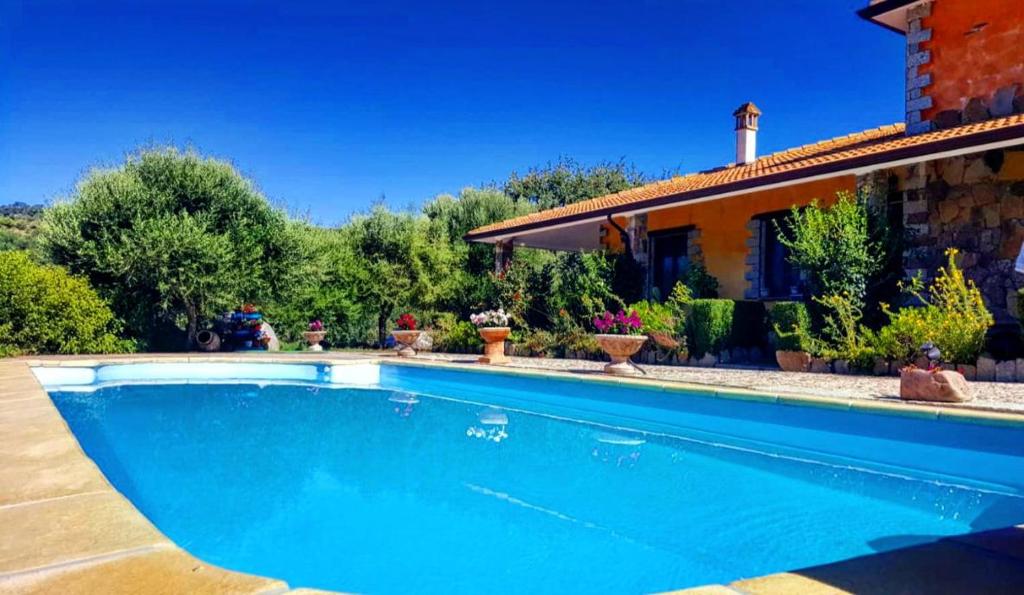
[{"x1": 4, "y1": 352, "x2": 1024, "y2": 594}]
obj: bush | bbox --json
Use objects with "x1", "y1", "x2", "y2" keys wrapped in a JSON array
[
  {"x1": 519, "y1": 329, "x2": 557, "y2": 357},
  {"x1": 557, "y1": 326, "x2": 602, "y2": 358},
  {"x1": 815, "y1": 293, "x2": 877, "y2": 370},
  {"x1": 430, "y1": 314, "x2": 481, "y2": 353},
  {"x1": 682, "y1": 262, "x2": 720, "y2": 299},
  {"x1": 687, "y1": 299, "x2": 735, "y2": 357},
  {"x1": 627, "y1": 300, "x2": 676, "y2": 335},
  {"x1": 730, "y1": 300, "x2": 767, "y2": 348},
  {"x1": 877, "y1": 248, "x2": 993, "y2": 364},
  {"x1": 770, "y1": 302, "x2": 812, "y2": 352},
  {"x1": 0, "y1": 251, "x2": 131, "y2": 355},
  {"x1": 776, "y1": 192, "x2": 887, "y2": 315}
]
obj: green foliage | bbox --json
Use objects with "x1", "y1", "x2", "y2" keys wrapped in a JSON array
[
  {"x1": 876, "y1": 249, "x2": 993, "y2": 364},
  {"x1": 769, "y1": 301, "x2": 812, "y2": 352},
  {"x1": 814, "y1": 293, "x2": 877, "y2": 370},
  {"x1": 776, "y1": 192, "x2": 884, "y2": 309},
  {"x1": 423, "y1": 188, "x2": 535, "y2": 315},
  {"x1": 627, "y1": 300, "x2": 676, "y2": 335},
  {"x1": 557, "y1": 326, "x2": 602, "y2": 357},
  {"x1": 429, "y1": 313, "x2": 482, "y2": 353},
  {"x1": 263, "y1": 223, "x2": 373, "y2": 347},
  {"x1": 730, "y1": 301, "x2": 767, "y2": 348},
  {"x1": 504, "y1": 158, "x2": 648, "y2": 210},
  {"x1": 41, "y1": 147, "x2": 302, "y2": 349},
  {"x1": 687, "y1": 299, "x2": 735, "y2": 357},
  {"x1": 549, "y1": 252, "x2": 622, "y2": 327},
  {"x1": 0, "y1": 251, "x2": 131, "y2": 355},
  {"x1": 682, "y1": 262, "x2": 720, "y2": 299},
  {"x1": 342, "y1": 204, "x2": 460, "y2": 346},
  {"x1": 519, "y1": 329, "x2": 557, "y2": 357}
]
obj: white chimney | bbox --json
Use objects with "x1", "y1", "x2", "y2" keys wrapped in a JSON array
[{"x1": 733, "y1": 102, "x2": 761, "y2": 165}]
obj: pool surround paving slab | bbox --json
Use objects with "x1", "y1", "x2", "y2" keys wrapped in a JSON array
[{"x1": 5, "y1": 352, "x2": 1024, "y2": 593}]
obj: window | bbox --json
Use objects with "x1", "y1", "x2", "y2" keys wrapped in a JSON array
[
  {"x1": 758, "y1": 212, "x2": 803, "y2": 299},
  {"x1": 649, "y1": 227, "x2": 690, "y2": 300}
]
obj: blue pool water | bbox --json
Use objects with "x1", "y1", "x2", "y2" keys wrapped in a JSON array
[{"x1": 47, "y1": 364, "x2": 1024, "y2": 593}]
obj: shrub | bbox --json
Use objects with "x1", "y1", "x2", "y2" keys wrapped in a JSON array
[
  {"x1": 627, "y1": 301, "x2": 676, "y2": 335},
  {"x1": 877, "y1": 248, "x2": 993, "y2": 364},
  {"x1": 0, "y1": 251, "x2": 131, "y2": 355},
  {"x1": 429, "y1": 313, "x2": 482, "y2": 353},
  {"x1": 558, "y1": 326, "x2": 603, "y2": 357},
  {"x1": 687, "y1": 299, "x2": 735, "y2": 357},
  {"x1": 769, "y1": 302, "x2": 812, "y2": 352},
  {"x1": 730, "y1": 300, "x2": 767, "y2": 349},
  {"x1": 682, "y1": 262, "x2": 720, "y2": 299},
  {"x1": 814, "y1": 293, "x2": 877, "y2": 370},
  {"x1": 776, "y1": 192, "x2": 886, "y2": 312},
  {"x1": 873, "y1": 305, "x2": 931, "y2": 364},
  {"x1": 519, "y1": 329, "x2": 557, "y2": 357}
]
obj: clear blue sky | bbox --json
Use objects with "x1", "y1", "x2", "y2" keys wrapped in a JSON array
[{"x1": 0, "y1": 0, "x2": 903, "y2": 224}]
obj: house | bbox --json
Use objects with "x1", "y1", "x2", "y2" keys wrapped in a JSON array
[{"x1": 465, "y1": 0, "x2": 1024, "y2": 326}]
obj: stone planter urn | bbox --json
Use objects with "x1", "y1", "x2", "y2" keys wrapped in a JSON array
[
  {"x1": 595, "y1": 334, "x2": 648, "y2": 376},
  {"x1": 303, "y1": 330, "x2": 326, "y2": 352},
  {"x1": 477, "y1": 326, "x2": 511, "y2": 365},
  {"x1": 391, "y1": 330, "x2": 424, "y2": 357},
  {"x1": 776, "y1": 350, "x2": 811, "y2": 373}
]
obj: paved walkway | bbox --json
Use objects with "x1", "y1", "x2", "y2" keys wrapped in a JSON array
[{"x1": 415, "y1": 351, "x2": 1024, "y2": 413}]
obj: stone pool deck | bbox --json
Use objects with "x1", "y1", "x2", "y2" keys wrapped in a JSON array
[{"x1": 3, "y1": 351, "x2": 1024, "y2": 593}]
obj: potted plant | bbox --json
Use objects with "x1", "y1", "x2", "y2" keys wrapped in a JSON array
[
  {"x1": 593, "y1": 310, "x2": 648, "y2": 376},
  {"x1": 470, "y1": 308, "x2": 511, "y2": 365},
  {"x1": 770, "y1": 302, "x2": 813, "y2": 372},
  {"x1": 391, "y1": 313, "x2": 423, "y2": 357},
  {"x1": 303, "y1": 319, "x2": 326, "y2": 351}
]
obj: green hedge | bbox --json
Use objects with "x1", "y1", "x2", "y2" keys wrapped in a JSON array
[
  {"x1": 769, "y1": 301, "x2": 812, "y2": 352},
  {"x1": 687, "y1": 299, "x2": 734, "y2": 357}
]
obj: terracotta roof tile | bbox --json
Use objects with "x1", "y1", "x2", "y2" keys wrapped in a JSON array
[{"x1": 466, "y1": 115, "x2": 1024, "y2": 239}]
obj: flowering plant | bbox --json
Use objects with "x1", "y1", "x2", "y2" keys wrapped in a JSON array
[
  {"x1": 593, "y1": 310, "x2": 644, "y2": 335},
  {"x1": 470, "y1": 308, "x2": 509, "y2": 327},
  {"x1": 308, "y1": 319, "x2": 324, "y2": 332},
  {"x1": 395, "y1": 313, "x2": 417, "y2": 331}
]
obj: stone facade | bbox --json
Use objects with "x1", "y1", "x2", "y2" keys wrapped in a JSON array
[
  {"x1": 742, "y1": 218, "x2": 762, "y2": 299},
  {"x1": 873, "y1": 144, "x2": 1024, "y2": 323},
  {"x1": 905, "y1": 0, "x2": 1024, "y2": 134},
  {"x1": 904, "y1": 1, "x2": 934, "y2": 134}
]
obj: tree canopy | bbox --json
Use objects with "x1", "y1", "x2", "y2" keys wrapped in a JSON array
[{"x1": 41, "y1": 148, "x2": 302, "y2": 348}]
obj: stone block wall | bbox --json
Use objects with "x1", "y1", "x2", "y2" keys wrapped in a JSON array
[{"x1": 878, "y1": 144, "x2": 1024, "y2": 323}]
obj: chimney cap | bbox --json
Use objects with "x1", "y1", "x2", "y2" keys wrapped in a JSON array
[{"x1": 733, "y1": 102, "x2": 762, "y2": 117}]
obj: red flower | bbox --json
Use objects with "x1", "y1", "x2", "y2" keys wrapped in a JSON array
[{"x1": 396, "y1": 313, "x2": 417, "y2": 331}]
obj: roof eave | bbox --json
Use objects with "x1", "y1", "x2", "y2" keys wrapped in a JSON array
[
  {"x1": 856, "y1": 0, "x2": 925, "y2": 35},
  {"x1": 465, "y1": 123, "x2": 1024, "y2": 243}
]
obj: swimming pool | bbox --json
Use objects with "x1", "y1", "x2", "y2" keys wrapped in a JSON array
[{"x1": 37, "y1": 362, "x2": 1024, "y2": 593}]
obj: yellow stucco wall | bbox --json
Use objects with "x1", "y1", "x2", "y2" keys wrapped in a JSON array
[{"x1": 646, "y1": 176, "x2": 856, "y2": 299}]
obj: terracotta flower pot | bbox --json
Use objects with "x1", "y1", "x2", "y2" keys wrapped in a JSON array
[
  {"x1": 477, "y1": 326, "x2": 511, "y2": 365},
  {"x1": 775, "y1": 350, "x2": 811, "y2": 372},
  {"x1": 303, "y1": 330, "x2": 326, "y2": 352},
  {"x1": 594, "y1": 334, "x2": 648, "y2": 376},
  {"x1": 391, "y1": 330, "x2": 423, "y2": 357}
]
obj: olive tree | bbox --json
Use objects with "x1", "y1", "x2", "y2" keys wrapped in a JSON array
[
  {"x1": 342, "y1": 205, "x2": 458, "y2": 346},
  {"x1": 41, "y1": 148, "x2": 301, "y2": 349}
]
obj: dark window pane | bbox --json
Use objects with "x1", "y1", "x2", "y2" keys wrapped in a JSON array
[
  {"x1": 650, "y1": 229, "x2": 689, "y2": 300},
  {"x1": 760, "y1": 215, "x2": 801, "y2": 299}
]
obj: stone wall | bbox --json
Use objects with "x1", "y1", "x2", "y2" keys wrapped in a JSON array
[{"x1": 879, "y1": 144, "x2": 1024, "y2": 323}]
